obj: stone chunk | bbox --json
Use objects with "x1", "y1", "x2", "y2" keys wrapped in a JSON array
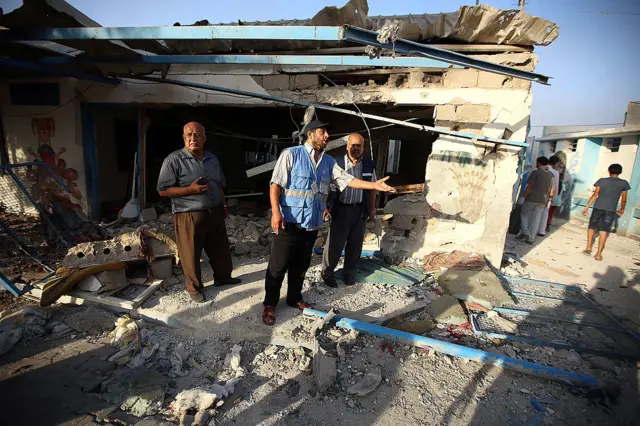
[
  {"x1": 426, "y1": 295, "x2": 468, "y2": 325},
  {"x1": 262, "y1": 75, "x2": 290, "y2": 90},
  {"x1": 443, "y1": 69, "x2": 479, "y2": 88},
  {"x1": 150, "y1": 258, "x2": 173, "y2": 279},
  {"x1": 438, "y1": 269, "x2": 513, "y2": 310}
]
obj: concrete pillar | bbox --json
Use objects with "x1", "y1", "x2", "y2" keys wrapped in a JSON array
[{"x1": 618, "y1": 136, "x2": 640, "y2": 238}]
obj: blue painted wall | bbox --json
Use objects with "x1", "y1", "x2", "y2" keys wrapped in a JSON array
[
  {"x1": 618, "y1": 135, "x2": 640, "y2": 238},
  {"x1": 570, "y1": 137, "x2": 602, "y2": 214}
]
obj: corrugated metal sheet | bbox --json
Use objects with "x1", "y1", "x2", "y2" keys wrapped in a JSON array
[{"x1": 168, "y1": 1, "x2": 558, "y2": 54}]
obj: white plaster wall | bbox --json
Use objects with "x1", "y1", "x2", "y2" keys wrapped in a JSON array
[
  {"x1": 81, "y1": 74, "x2": 273, "y2": 106},
  {"x1": 594, "y1": 135, "x2": 638, "y2": 180},
  {"x1": 0, "y1": 78, "x2": 87, "y2": 212}
]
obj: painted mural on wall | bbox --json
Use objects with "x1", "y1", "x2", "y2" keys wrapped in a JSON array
[
  {"x1": 433, "y1": 151, "x2": 489, "y2": 223},
  {"x1": 26, "y1": 117, "x2": 82, "y2": 210}
]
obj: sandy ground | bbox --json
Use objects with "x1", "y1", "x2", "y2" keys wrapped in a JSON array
[{"x1": 1, "y1": 219, "x2": 639, "y2": 425}]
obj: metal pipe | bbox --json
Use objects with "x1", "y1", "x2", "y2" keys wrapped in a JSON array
[
  {"x1": 303, "y1": 308, "x2": 602, "y2": 388},
  {"x1": 38, "y1": 54, "x2": 455, "y2": 69},
  {"x1": 342, "y1": 26, "x2": 550, "y2": 85},
  {"x1": 126, "y1": 75, "x2": 528, "y2": 148}
]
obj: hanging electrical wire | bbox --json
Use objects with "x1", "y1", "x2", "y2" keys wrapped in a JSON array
[{"x1": 318, "y1": 73, "x2": 374, "y2": 161}]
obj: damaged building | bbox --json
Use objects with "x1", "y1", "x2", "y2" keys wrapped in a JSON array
[{"x1": 0, "y1": 0, "x2": 559, "y2": 267}]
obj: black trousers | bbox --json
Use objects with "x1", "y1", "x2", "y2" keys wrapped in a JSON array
[
  {"x1": 322, "y1": 203, "x2": 366, "y2": 279},
  {"x1": 263, "y1": 223, "x2": 318, "y2": 307}
]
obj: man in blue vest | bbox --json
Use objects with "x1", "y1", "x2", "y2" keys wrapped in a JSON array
[
  {"x1": 263, "y1": 121, "x2": 396, "y2": 325},
  {"x1": 322, "y1": 133, "x2": 376, "y2": 287}
]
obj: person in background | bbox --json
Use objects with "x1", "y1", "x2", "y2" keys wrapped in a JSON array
[
  {"x1": 517, "y1": 156, "x2": 554, "y2": 245},
  {"x1": 263, "y1": 120, "x2": 396, "y2": 326},
  {"x1": 582, "y1": 163, "x2": 630, "y2": 261},
  {"x1": 322, "y1": 133, "x2": 377, "y2": 288},
  {"x1": 537, "y1": 155, "x2": 561, "y2": 236},
  {"x1": 157, "y1": 122, "x2": 240, "y2": 303}
]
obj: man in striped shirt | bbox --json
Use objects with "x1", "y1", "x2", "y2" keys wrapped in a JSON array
[{"x1": 322, "y1": 134, "x2": 378, "y2": 287}]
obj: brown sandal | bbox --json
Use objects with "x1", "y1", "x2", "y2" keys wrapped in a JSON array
[
  {"x1": 288, "y1": 301, "x2": 314, "y2": 311},
  {"x1": 262, "y1": 306, "x2": 276, "y2": 326}
]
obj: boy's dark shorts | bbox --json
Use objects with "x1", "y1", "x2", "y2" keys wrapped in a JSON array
[{"x1": 588, "y1": 208, "x2": 616, "y2": 233}]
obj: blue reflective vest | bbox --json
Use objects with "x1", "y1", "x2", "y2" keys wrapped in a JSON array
[{"x1": 280, "y1": 145, "x2": 335, "y2": 230}]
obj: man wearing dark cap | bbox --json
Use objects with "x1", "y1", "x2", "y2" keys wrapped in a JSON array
[{"x1": 262, "y1": 120, "x2": 396, "y2": 325}]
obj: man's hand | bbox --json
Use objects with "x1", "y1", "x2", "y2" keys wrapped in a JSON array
[
  {"x1": 582, "y1": 207, "x2": 589, "y2": 216},
  {"x1": 616, "y1": 209, "x2": 624, "y2": 217},
  {"x1": 323, "y1": 209, "x2": 331, "y2": 221},
  {"x1": 373, "y1": 176, "x2": 396, "y2": 193},
  {"x1": 517, "y1": 197, "x2": 525, "y2": 206},
  {"x1": 189, "y1": 178, "x2": 209, "y2": 195},
  {"x1": 271, "y1": 210, "x2": 285, "y2": 234}
]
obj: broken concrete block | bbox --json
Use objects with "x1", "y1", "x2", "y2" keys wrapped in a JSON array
[
  {"x1": 262, "y1": 74, "x2": 290, "y2": 90},
  {"x1": 438, "y1": 269, "x2": 513, "y2": 310},
  {"x1": 588, "y1": 356, "x2": 617, "y2": 372},
  {"x1": 158, "y1": 213, "x2": 173, "y2": 224},
  {"x1": 347, "y1": 367, "x2": 382, "y2": 396},
  {"x1": 435, "y1": 104, "x2": 457, "y2": 122},
  {"x1": 150, "y1": 258, "x2": 173, "y2": 279},
  {"x1": 427, "y1": 295, "x2": 468, "y2": 325},
  {"x1": 140, "y1": 208, "x2": 158, "y2": 223},
  {"x1": 407, "y1": 71, "x2": 425, "y2": 88},
  {"x1": 234, "y1": 241, "x2": 251, "y2": 255},
  {"x1": 386, "y1": 318, "x2": 436, "y2": 334},
  {"x1": 477, "y1": 71, "x2": 508, "y2": 89},
  {"x1": 443, "y1": 69, "x2": 479, "y2": 88},
  {"x1": 76, "y1": 268, "x2": 128, "y2": 294},
  {"x1": 455, "y1": 104, "x2": 491, "y2": 123},
  {"x1": 64, "y1": 231, "x2": 175, "y2": 269},
  {"x1": 292, "y1": 74, "x2": 319, "y2": 90},
  {"x1": 390, "y1": 215, "x2": 418, "y2": 231}
]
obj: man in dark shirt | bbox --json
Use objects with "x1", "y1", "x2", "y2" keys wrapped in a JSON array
[
  {"x1": 582, "y1": 163, "x2": 631, "y2": 261},
  {"x1": 157, "y1": 122, "x2": 240, "y2": 302},
  {"x1": 517, "y1": 157, "x2": 554, "y2": 244}
]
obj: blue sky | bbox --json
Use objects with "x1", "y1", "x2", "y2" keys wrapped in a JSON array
[{"x1": 4, "y1": 0, "x2": 640, "y2": 135}]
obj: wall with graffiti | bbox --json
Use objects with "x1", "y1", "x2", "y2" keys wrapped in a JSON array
[{"x1": 0, "y1": 79, "x2": 88, "y2": 214}]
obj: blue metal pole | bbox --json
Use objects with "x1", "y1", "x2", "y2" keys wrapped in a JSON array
[
  {"x1": 341, "y1": 26, "x2": 551, "y2": 85},
  {"x1": 0, "y1": 26, "x2": 344, "y2": 41},
  {"x1": 127, "y1": 75, "x2": 529, "y2": 148},
  {"x1": 303, "y1": 308, "x2": 602, "y2": 388},
  {"x1": 0, "y1": 58, "x2": 120, "y2": 85},
  {"x1": 37, "y1": 54, "x2": 456, "y2": 69}
]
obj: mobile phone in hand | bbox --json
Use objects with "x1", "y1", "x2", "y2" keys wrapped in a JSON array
[{"x1": 197, "y1": 176, "x2": 209, "y2": 185}]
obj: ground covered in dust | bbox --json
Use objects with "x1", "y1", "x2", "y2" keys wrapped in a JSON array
[{"x1": 0, "y1": 219, "x2": 639, "y2": 425}]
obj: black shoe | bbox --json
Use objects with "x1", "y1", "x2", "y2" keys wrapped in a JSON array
[
  {"x1": 213, "y1": 277, "x2": 241, "y2": 287},
  {"x1": 344, "y1": 275, "x2": 356, "y2": 286},
  {"x1": 322, "y1": 275, "x2": 338, "y2": 288},
  {"x1": 189, "y1": 292, "x2": 206, "y2": 303}
]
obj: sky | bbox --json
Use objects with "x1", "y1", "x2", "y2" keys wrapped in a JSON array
[{"x1": 3, "y1": 0, "x2": 640, "y2": 136}]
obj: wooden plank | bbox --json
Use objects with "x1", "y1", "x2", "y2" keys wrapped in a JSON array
[
  {"x1": 131, "y1": 279, "x2": 164, "y2": 308},
  {"x1": 66, "y1": 290, "x2": 135, "y2": 310}
]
